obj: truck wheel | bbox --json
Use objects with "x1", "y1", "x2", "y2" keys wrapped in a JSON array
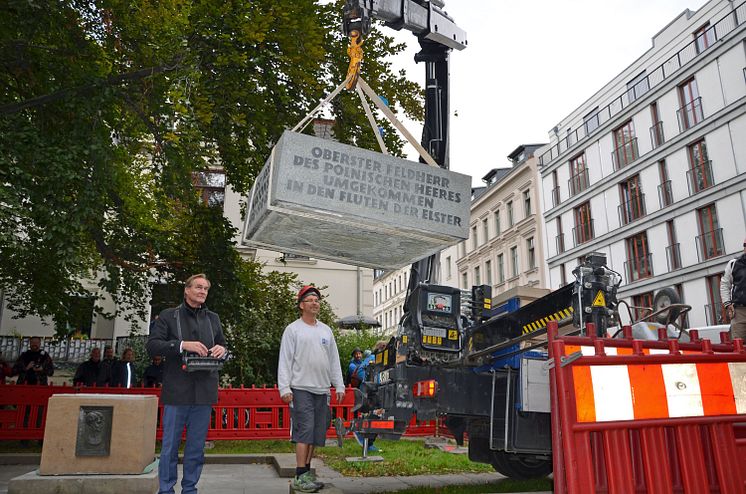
[
  {"x1": 653, "y1": 287, "x2": 681, "y2": 325},
  {"x1": 490, "y1": 450, "x2": 552, "y2": 480}
]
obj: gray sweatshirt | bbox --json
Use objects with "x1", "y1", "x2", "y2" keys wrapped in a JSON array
[{"x1": 277, "y1": 318, "x2": 345, "y2": 397}]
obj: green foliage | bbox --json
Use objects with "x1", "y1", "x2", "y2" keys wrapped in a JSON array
[
  {"x1": 333, "y1": 327, "x2": 386, "y2": 378},
  {"x1": 0, "y1": 0, "x2": 422, "y2": 380}
]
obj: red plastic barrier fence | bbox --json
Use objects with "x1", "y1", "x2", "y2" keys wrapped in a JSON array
[
  {"x1": 0, "y1": 384, "x2": 439, "y2": 441},
  {"x1": 548, "y1": 321, "x2": 746, "y2": 493}
]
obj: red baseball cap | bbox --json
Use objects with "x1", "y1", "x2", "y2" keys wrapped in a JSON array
[{"x1": 297, "y1": 285, "x2": 321, "y2": 303}]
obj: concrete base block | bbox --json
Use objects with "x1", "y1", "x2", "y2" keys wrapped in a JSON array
[
  {"x1": 344, "y1": 455, "x2": 384, "y2": 463},
  {"x1": 272, "y1": 453, "x2": 316, "y2": 478},
  {"x1": 8, "y1": 469, "x2": 158, "y2": 494}
]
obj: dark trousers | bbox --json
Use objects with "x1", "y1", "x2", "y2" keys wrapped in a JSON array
[{"x1": 159, "y1": 405, "x2": 211, "y2": 494}]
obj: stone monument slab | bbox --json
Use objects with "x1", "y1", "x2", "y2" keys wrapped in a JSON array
[
  {"x1": 242, "y1": 131, "x2": 471, "y2": 269},
  {"x1": 39, "y1": 394, "x2": 157, "y2": 475}
]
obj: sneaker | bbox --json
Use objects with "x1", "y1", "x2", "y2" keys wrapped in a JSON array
[
  {"x1": 307, "y1": 470, "x2": 324, "y2": 488},
  {"x1": 367, "y1": 444, "x2": 380, "y2": 453},
  {"x1": 292, "y1": 471, "x2": 322, "y2": 493}
]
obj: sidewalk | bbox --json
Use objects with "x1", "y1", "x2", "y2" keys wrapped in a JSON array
[{"x1": 0, "y1": 454, "x2": 552, "y2": 494}]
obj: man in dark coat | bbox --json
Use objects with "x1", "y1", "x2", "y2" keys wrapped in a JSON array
[
  {"x1": 146, "y1": 273, "x2": 226, "y2": 494},
  {"x1": 13, "y1": 337, "x2": 54, "y2": 385},
  {"x1": 73, "y1": 347, "x2": 102, "y2": 386},
  {"x1": 111, "y1": 347, "x2": 137, "y2": 388}
]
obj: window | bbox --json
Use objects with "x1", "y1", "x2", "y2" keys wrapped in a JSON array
[
  {"x1": 494, "y1": 210, "x2": 501, "y2": 236},
  {"x1": 485, "y1": 260, "x2": 492, "y2": 285},
  {"x1": 497, "y1": 254, "x2": 505, "y2": 284},
  {"x1": 584, "y1": 107, "x2": 601, "y2": 135},
  {"x1": 678, "y1": 78, "x2": 703, "y2": 131},
  {"x1": 527, "y1": 237, "x2": 536, "y2": 270},
  {"x1": 696, "y1": 204, "x2": 724, "y2": 261},
  {"x1": 626, "y1": 71, "x2": 649, "y2": 103},
  {"x1": 632, "y1": 292, "x2": 654, "y2": 321},
  {"x1": 445, "y1": 256, "x2": 452, "y2": 279},
  {"x1": 625, "y1": 232, "x2": 653, "y2": 282},
  {"x1": 474, "y1": 266, "x2": 481, "y2": 285},
  {"x1": 471, "y1": 225, "x2": 478, "y2": 250},
  {"x1": 666, "y1": 220, "x2": 681, "y2": 271},
  {"x1": 193, "y1": 169, "x2": 226, "y2": 207},
  {"x1": 523, "y1": 190, "x2": 532, "y2": 217},
  {"x1": 658, "y1": 160, "x2": 673, "y2": 208},
  {"x1": 687, "y1": 139, "x2": 713, "y2": 194},
  {"x1": 619, "y1": 174, "x2": 645, "y2": 224},
  {"x1": 507, "y1": 201, "x2": 514, "y2": 227},
  {"x1": 551, "y1": 171, "x2": 560, "y2": 207},
  {"x1": 560, "y1": 264, "x2": 567, "y2": 286},
  {"x1": 705, "y1": 274, "x2": 724, "y2": 325},
  {"x1": 461, "y1": 272, "x2": 468, "y2": 289},
  {"x1": 650, "y1": 102, "x2": 664, "y2": 148},
  {"x1": 612, "y1": 120, "x2": 638, "y2": 169},
  {"x1": 510, "y1": 246, "x2": 519, "y2": 278},
  {"x1": 569, "y1": 153, "x2": 589, "y2": 196},
  {"x1": 482, "y1": 218, "x2": 489, "y2": 243},
  {"x1": 556, "y1": 217, "x2": 565, "y2": 254},
  {"x1": 694, "y1": 23, "x2": 715, "y2": 54},
  {"x1": 573, "y1": 202, "x2": 594, "y2": 245}
]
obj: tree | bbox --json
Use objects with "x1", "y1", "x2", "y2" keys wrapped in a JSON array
[{"x1": 0, "y1": 0, "x2": 423, "y2": 383}]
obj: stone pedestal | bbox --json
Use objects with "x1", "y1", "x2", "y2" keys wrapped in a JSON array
[{"x1": 39, "y1": 394, "x2": 158, "y2": 475}]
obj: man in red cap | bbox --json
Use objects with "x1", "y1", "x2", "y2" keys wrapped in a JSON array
[
  {"x1": 277, "y1": 285, "x2": 345, "y2": 493},
  {"x1": 721, "y1": 239, "x2": 746, "y2": 341}
]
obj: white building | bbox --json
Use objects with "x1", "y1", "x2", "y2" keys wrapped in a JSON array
[
  {"x1": 372, "y1": 267, "x2": 410, "y2": 335},
  {"x1": 457, "y1": 145, "x2": 548, "y2": 297},
  {"x1": 538, "y1": 0, "x2": 746, "y2": 327}
]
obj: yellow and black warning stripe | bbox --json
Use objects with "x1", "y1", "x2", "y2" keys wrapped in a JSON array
[{"x1": 521, "y1": 307, "x2": 574, "y2": 335}]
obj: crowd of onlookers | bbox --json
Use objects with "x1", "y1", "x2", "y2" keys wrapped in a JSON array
[{"x1": 0, "y1": 337, "x2": 163, "y2": 387}]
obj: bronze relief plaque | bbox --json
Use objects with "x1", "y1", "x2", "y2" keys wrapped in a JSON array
[{"x1": 75, "y1": 406, "x2": 113, "y2": 456}]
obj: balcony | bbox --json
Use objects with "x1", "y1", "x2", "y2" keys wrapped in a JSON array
[
  {"x1": 572, "y1": 220, "x2": 595, "y2": 247},
  {"x1": 696, "y1": 228, "x2": 724, "y2": 262},
  {"x1": 686, "y1": 160, "x2": 714, "y2": 195},
  {"x1": 556, "y1": 233, "x2": 565, "y2": 255},
  {"x1": 611, "y1": 138, "x2": 639, "y2": 170},
  {"x1": 624, "y1": 253, "x2": 654, "y2": 283},
  {"x1": 568, "y1": 169, "x2": 590, "y2": 197},
  {"x1": 649, "y1": 121, "x2": 665, "y2": 149},
  {"x1": 658, "y1": 180, "x2": 673, "y2": 208},
  {"x1": 665, "y1": 243, "x2": 682, "y2": 271},
  {"x1": 677, "y1": 97, "x2": 704, "y2": 132},
  {"x1": 618, "y1": 194, "x2": 647, "y2": 225},
  {"x1": 551, "y1": 186, "x2": 561, "y2": 208}
]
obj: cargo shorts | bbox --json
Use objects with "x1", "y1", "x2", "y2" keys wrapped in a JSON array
[{"x1": 290, "y1": 389, "x2": 331, "y2": 447}]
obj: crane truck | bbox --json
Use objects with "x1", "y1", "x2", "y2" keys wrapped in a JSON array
[{"x1": 337, "y1": 1, "x2": 739, "y2": 480}]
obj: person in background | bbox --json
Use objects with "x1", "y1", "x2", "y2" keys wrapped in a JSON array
[
  {"x1": 143, "y1": 354, "x2": 164, "y2": 387},
  {"x1": 721, "y1": 237, "x2": 746, "y2": 341},
  {"x1": 349, "y1": 349, "x2": 379, "y2": 452},
  {"x1": 278, "y1": 285, "x2": 345, "y2": 493},
  {"x1": 112, "y1": 347, "x2": 137, "y2": 388},
  {"x1": 0, "y1": 352, "x2": 13, "y2": 384},
  {"x1": 73, "y1": 347, "x2": 102, "y2": 386},
  {"x1": 98, "y1": 345, "x2": 117, "y2": 386},
  {"x1": 13, "y1": 337, "x2": 54, "y2": 385}
]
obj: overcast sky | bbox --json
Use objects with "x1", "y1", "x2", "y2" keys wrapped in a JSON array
[{"x1": 381, "y1": 0, "x2": 708, "y2": 184}]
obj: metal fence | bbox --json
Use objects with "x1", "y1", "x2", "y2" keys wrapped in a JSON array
[{"x1": 0, "y1": 335, "x2": 149, "y2": 365}]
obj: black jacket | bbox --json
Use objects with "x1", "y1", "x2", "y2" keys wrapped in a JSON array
[
  {"x1": 111, "y1": 361, "x2": 138, "y2": 388},
  {"x1": 74, "y1": 360, "x2": 101, "y2": 386},
  {"x1": 146, "y1": 303, "x2": 225, "y2": 405}
]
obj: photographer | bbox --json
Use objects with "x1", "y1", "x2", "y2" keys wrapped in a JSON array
[
  {"x1": 146, "y1": 273, "x2": 226, "y2": 494},
  {"x1": 14, "y1": 337, "x2": 54, "y2": 385}
]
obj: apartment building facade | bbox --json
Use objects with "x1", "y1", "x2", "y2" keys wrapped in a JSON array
[
  {"x1": 372, "y1": 267, "x2": 410, "y2": 335},
  {"x1": 457, "y1": 145, "x2": 548, "y2": 298},
  {"x1": 539, "y1": 0, "x2": 746, "y2": 327}
]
